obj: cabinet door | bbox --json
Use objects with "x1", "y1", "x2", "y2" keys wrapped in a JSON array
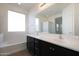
[
  {"x1": 48, "y1": 43, "x2": 60, "y2": 56},
  {"x1": 49, "y1": 46, "x2": 56, "y2": 56},
  {"x1": 48, "y1": 43, "x2": 66, "y2": 56},
  {"x1": 60, "y1": 47, "x2": 79, "y2": 56},
  {"x1": 27, "y1": 36, "x2": 35, "y2": 55},
  {"x1": 48, "y1": 43, "x2": 69, "y2": 56},
  {"x1": 34, "y1": 39, "x2": 40, "y2": 56},
  {"x1": 49, "y1": 43, "x2": 79, "y2": 56},
  {"x1": 40, "y1": 40, "x2": 50, "y2": 56}
]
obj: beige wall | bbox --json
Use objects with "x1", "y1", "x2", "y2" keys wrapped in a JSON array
[{"x1": 0, "y1": 4, "x2": 27, "y2": 43}]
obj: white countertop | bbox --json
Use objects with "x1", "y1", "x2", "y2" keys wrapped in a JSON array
[{"x1": 27, "y1": 32, "x2": 79, "y2": 52}]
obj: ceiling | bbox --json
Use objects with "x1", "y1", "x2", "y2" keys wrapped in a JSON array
[
  {"x1": 4, "y1": 3, "x2": 38, "y2": 11},
  {"x1": 37, "y1": 3, "x2": 70, "y2": 17},
  {"x1": 19, "y1": 3, "x2": 38, "y2": 11},
  {"x1": 0, "y1": 3, "x2": 70, "y2": 16}
]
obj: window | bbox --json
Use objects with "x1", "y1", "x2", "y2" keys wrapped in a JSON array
[
  {"x1": 35, "y1": 18, "x2": 39, "y2": 32},
  {"x1": 8, "y1": 10, "x2": 25, "y2": 32}
]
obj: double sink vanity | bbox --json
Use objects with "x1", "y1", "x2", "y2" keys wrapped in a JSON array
[{"x1": 27, "y1": 32, "x2": 79, "y2": 56}]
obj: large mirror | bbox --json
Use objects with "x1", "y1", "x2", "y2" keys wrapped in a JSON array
[
  {"x1": 35, "y1": 3, "x2": 79, "y2": 36},
  {"x1": 35, "y1": 15, "x2": 63, "y2": 34}
]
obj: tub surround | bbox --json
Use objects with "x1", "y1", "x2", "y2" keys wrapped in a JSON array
[
  {"x1": 0, "y1": 32, "x2": 26, "y2": 56},
  {"x1": 0, "y1": 41, "x2": 26, "y2": 48},
  {"x1": 0, "y1": 43, "x2": 26, "y2": 56},
  {"x1": 27, "y1": 32, "x2": 79, "y2": 52},
  {"x1": 0, "y1": 33, "x2": 4, "y2": 46}
]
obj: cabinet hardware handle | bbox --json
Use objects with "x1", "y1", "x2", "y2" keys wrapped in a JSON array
[
  {"x1": 52, "y1": 48, "x2": 55, "y2": 51},
  {"x1": 49, "y1": 47, "x2": 52, "y2": 49},
  {"x1": 49, "y1": 47, "x2": 55, "y2": 51}
]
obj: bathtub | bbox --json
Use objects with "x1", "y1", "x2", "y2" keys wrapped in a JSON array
[
  {"x1": 0, "y1": 40, "x2": 26, "y2": 48},
  {"x1": 0, "y1": 33, "x2": 26, "y2": 56},
  {"x1": 0, "y1": 33, "x2": 4, "y2": 46},
  {"x1": 0, "y1": 40, "x2": 26, "y2": 56}
]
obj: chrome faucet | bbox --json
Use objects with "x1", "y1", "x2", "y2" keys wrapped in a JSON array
[{"x1": 59, "y1": 34, "x2": 62, "y2": 39}]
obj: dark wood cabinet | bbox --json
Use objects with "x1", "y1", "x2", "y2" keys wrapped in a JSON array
[
  {"x1": 27, "y1": 36, "x2": 35, "y2": 55},
  {"x1": 40, "y1": 40, "x2": 50, "y2": 56},
  {"x1": 34, "y1": 39, "x2": 40, "y2": 56},
  {"x1": 27, "y1": 36, "x2": 79, "y2": 56}
]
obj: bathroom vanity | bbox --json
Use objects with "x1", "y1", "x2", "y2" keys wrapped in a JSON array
[
  {"x1": 26, "y1": 3, "x2": 79, "y2": 56},
  {"x1": 27, "y1": 33, "x2": 79, "y2": 56}
]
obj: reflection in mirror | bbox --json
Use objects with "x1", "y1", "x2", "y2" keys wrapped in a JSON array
[
  {"x1": 36, "y1": 13, "x2": 62, "y2": 34},
  {"x1": 35, "y1": 3, "x2": 79, "y2": 37},
  {"x1": 55, "y1": 17, "x2": 62, "y2": 34},
  {"x1": 35, "y1": 18, "x2": 40, "y2": 32}
]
